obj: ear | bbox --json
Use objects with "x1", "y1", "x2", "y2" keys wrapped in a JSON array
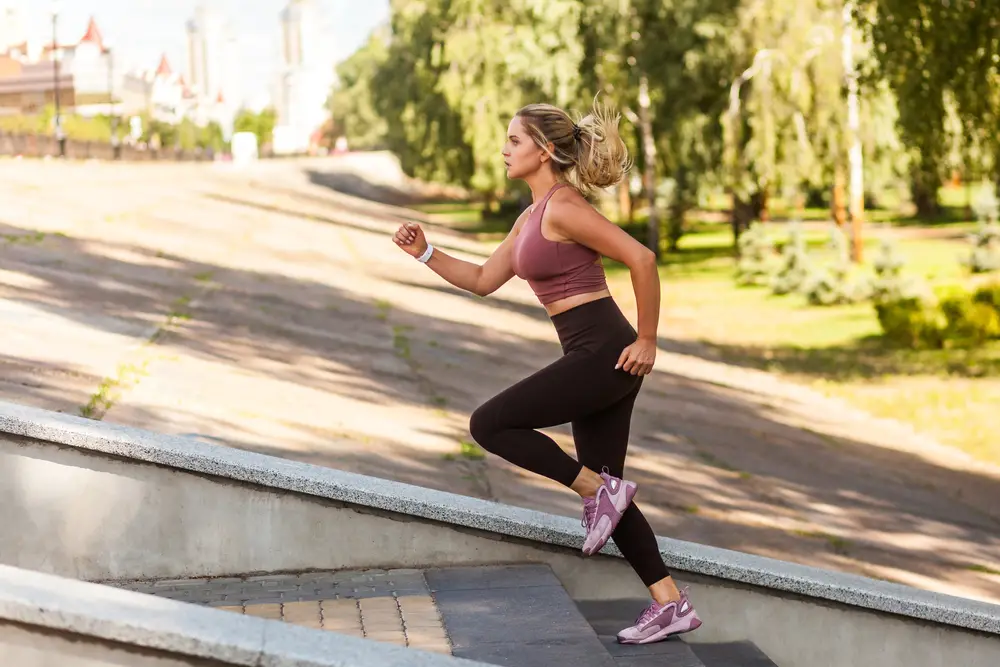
[{"x1": 540, "y1": 142, "x2": 555, "y2": 162}]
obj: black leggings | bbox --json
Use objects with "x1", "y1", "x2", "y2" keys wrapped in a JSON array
[{"x1": 469, "y1": 297, "x2": 670, "y2": 587}]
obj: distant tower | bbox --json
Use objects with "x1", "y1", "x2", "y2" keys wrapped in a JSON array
[
  {"x1": 185, "y1": 1, "x2": 237, "y2": 134},
  {"x1": 185, "y1": 18, "x2": 204, "y2": 94},
  {"x1": 273, "y1": 0, "x2": 333, "y2": 153},
  {"x1": 0, "y1": 1, "x2": 27, "y2": 56}
]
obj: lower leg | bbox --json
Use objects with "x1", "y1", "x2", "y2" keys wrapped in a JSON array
[
  {"x1": 611, "y1": 505, "x2": 675, "y2": 594},
  {"x1": 569, "y1": 466, "x2": 603, "y2": 498},
  {"x1": 648, "y1": 576, "x2": 682, "y2": 605}
]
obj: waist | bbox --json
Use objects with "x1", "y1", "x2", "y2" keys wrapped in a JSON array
[
  {"x1": 550, "y1": 296, "x2": 636, "y2": 353},
  {"x1": 528, "y1": 263, "x2": 609, "y2": 305}
]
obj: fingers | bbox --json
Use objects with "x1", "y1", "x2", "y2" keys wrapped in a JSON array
[
  {"x1": 393, "y1": 223, "x2": 421, "y2": 246},
  {"x1": 616, "y1": 347, "x2": 654, "y2": 376},
  {"x1": 614, "y1": 348, "x2": 629, "y2": 371}
]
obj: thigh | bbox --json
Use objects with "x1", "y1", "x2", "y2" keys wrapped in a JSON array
[
  {"x1": 571, "y1": 380, "x2": 642, "y2": 478},
  {"x1": 475, "y1": 347, "x2": 641, "y2": 433}
]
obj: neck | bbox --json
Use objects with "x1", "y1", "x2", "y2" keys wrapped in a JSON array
[{"x1": 525, "y1": 171, "x2": 560, "y2": 204}]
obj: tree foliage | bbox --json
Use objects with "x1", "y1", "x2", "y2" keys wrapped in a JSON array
[
  {"x1": 330, "y1": 0, "x2": 1000, "y2": 249},
  {"x1": 330, "y1": 29, "x2": 390, "y2": 150},
  {"x1": 857, "y1": 0, "x2": 1000, "y2": 213},
  {"x1": 233, "y1": 107, "x2": 277, "y2": 149}
]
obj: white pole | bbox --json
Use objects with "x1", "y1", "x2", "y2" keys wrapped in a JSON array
[{"x1": 843, "y1": 0, "x2": 864, "y2": 262}]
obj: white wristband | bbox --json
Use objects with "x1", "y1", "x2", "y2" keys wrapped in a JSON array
[{"x1": 416, "y1": 243, "x2": 434, "y2": 263}]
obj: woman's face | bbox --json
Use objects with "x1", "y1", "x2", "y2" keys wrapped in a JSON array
[{"x1": 502, "y1": 116, "x2": 545, "y2": 180}]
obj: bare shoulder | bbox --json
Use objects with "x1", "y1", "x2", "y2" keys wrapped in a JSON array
[{"x1": 546, "y1": 186, "x2": 607, "y2": 231}]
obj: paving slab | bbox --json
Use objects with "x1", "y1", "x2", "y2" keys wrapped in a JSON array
[{"x1": 427, "y1": 565, "x2": 615, "y2": 667}]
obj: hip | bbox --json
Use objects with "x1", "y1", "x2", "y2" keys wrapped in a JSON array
[{"x1": 550, "y1": 296, "x2": 637, "y2": 355}]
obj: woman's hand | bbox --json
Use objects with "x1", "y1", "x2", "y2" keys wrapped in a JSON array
[
  {"x1": 393, "y1": 222, "x2": 428, "y2": 258},
  {"x1": 615, "y1": 337, "x2": 656, "y2": 376}
]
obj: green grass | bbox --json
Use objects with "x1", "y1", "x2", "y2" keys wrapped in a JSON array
[
  {"x1": 459, "y1": 439, "x2": 486, "y2": 460},
  {"x1": 793, "y1": 529, "x2": 853, "y2": 555},
  {"x1": 604, "y1": 223, "x2": 1000, "y2": 465}
]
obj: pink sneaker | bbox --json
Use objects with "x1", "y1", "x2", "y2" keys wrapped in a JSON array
[
  {"x1": 580, "y1": 470, "x2": 638, "y2": 556},
  {"x1": 616, "y1": 588, "x2": 703, "y2": 644}
]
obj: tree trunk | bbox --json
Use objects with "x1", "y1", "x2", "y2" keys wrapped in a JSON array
[
  {"x1": 843, "y1": 0, "x2": 864, "y2": 263},
  {"x1": 667, "y1": 165, "x2": 689, "y2": 252},
  {"x1": 637, "y1": 73, "x2": 659, "y2": 259},
  {"x1": 832, "y1": 164, "x2": 847, "y2": 227},
  {"x1": 912, "y1": 169, "x2": 939, "y2": 219},
  {"x1": 618, "y1": 182, "x2": 632, "y2": 224},
  {"x1": 731, "y1": 196, "x2": 753, "y2": 252},
  {"x1": 965, "y1": 177, "x2": 973, "y2": 222}
]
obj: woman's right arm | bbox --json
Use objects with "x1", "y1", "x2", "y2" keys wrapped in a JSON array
[{"x1": 393, "y1": 213, "x2": 526, "y2": 297}]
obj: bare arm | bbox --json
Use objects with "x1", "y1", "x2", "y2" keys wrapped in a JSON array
[
  {"x1": 549, "y1": 197, "x2": 660, "y2": 342},
  {"x1": 393, "y1": 212, "x2": 527, "y2": 297}
]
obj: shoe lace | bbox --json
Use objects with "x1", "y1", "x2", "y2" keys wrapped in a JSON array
[
  {"x1": 581, "y1": 498, "x2": 597, "y2": 529},
  {"x1": 635, "y1": 601, "x2": 661, "y2": 626}
]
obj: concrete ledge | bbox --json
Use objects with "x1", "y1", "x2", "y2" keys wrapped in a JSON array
[
  {"x1": 1, "y1": 399, "x2": 998, "y2": 638},
  {"x1": 0, "y1": 564, "x2": 486, "y2": 667}
]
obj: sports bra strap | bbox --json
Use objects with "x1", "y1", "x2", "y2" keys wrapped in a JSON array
[{"x1": 533, "y1": 182, "x2": 567, "y2": 220}]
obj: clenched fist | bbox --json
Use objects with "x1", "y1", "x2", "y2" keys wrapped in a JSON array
[{"x1": 393, "y1": 222, "x2": 428, "y2": 258}]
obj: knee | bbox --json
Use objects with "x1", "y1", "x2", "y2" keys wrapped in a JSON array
[{"x1": 469, "y1": 403, "x2": 498, "y2": 451}]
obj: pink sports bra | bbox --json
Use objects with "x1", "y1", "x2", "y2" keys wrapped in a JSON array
[{"x1": 511, "y1": 183, "x2": 608, "y2": 305}]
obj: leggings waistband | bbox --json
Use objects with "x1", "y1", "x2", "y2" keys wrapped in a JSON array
[{"x1": 550, "y1": 297, "x2": 636, "y2": 353}]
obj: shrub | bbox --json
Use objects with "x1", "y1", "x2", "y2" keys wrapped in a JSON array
[
  {"x1": 770, "y1": 223, "x2": 812, "y2": 295},
  {"x1": 802, "y1": 226, "x2": 872, "y2": 306},
  {"x1": 961, "y1": 187, "x2": 1000, "y2": 273},
  {"x1": 973, "y1": 282, "x2": 1000, "y2": 311},
  {"x1": 961, "y1": 220, "x2": 1000, "y2": 273},
  {"x1": 875, "y1": 282, "x2": 1000, "y2": 349},
  {"x1": 870, "y1": 239, "x2": 906, "y2": 302},
  {"x1": 939, "y1": 290, "x2": 1000, "y2": 347},
  {"x1": 875, "y1": 297, "x2": 945, "y2": 348},
  {"x1": 735, "y1": 224, "x2": 777, "y2": 286}
]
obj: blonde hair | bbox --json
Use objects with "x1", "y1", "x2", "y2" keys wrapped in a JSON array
[{"x1": 515, "y1": 98, "x2": 632, "y2": 197}]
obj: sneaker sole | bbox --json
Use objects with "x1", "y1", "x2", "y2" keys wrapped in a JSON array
[{"x1": 617, "y1": 615, "x2": 703, "y2": 645}]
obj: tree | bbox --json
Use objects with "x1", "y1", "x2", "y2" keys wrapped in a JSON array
[
  {"x1": 580, "y1": 0, "x2": 738, "y2": 254},
  {"x1": 856, "y1": 0, "x2": 1000, "y2": 214},
  {"x1": 371, "y1": 0, "x2": 475, "y2": 189},
  {"x1": 233, "y1": 107, "x2": 277, "y2": 149},
  {"x1": 726, "y1": 0, "x2": 846, "y2": 238},
  {"x1": 330, "y1": 27, "x2": 390, "y2": 150},
  {"x1": 374, "y1": 0, "x2": 584, "y2": 199}
]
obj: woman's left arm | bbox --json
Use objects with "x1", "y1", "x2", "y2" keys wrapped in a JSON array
[{"x1": 550, "y1": 198, "x2": 660, "y2": 376}]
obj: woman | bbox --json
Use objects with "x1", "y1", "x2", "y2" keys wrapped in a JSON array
[{"x1": 392, "y1": 100, "x2": 702, "y2": 644}]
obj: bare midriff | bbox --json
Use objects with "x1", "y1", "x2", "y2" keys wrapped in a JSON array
[{"x1": 542, "y1": 285, "x2": 612, "y2": 317}]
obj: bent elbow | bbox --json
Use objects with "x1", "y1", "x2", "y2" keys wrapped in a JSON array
[{"x1": 633, "y1": 247, "x2": 657, "y2": 269}]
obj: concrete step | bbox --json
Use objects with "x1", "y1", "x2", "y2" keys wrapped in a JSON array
[
  {"x1": 577, "y1": 599, "x2": 777, "y2": 667},
  {"x1": 425, "y1": 564, "x2": 617, "y2": 667},
  {"x1": 577, "y1": 598, "x2": 706, "y2": 667},
  {"x1": 690, "y1": 641, "x2": 779, "y2": 667}
]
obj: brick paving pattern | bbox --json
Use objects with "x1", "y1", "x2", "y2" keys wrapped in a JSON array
[{"x1": 114, "y1": 568, "x2": 451, "y2": 654}]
